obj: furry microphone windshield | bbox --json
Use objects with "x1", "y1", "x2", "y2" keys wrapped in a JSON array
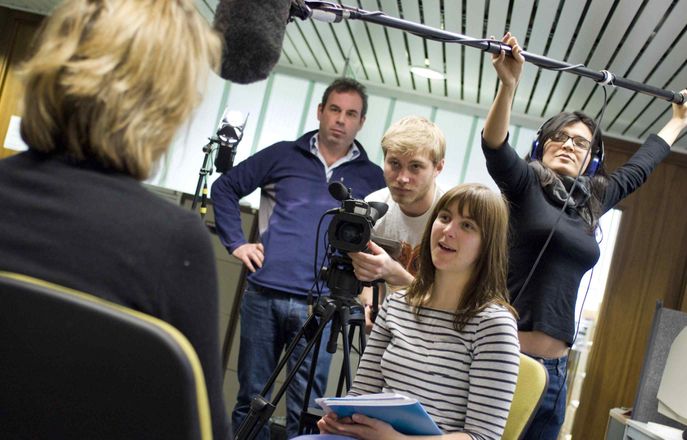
[{"x1": 213, "y1": 0, "x2": 292, "y2": 84}]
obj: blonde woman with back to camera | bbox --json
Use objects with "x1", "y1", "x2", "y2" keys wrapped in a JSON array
[{"x1": 0, "y1": 1, "x2": 231, "y2": 438}]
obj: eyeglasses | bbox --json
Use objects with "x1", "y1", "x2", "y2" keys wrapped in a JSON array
[{"x1": 548, "y1": 131, "x2": 592, "y2": 151}]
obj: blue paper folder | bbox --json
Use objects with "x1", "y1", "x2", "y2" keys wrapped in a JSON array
[{"x1": 316, "y1": 393, "x2": 442, "y2": 436}]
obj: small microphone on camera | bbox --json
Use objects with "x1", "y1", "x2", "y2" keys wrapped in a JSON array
[{"x1": 328, "y1": 181, "x2": 352, "y2": 201}]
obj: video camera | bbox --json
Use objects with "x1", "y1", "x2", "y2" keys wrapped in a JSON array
[
  {"x1": 318, "y1": 182, "x2": 387, "y2": 299},
  {"x1": 327, "y1": 181, "x2": 388, "y2": 253}
]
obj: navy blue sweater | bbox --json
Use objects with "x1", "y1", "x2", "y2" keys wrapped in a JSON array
[{"x1": 211, "y1": 131, "x2": 385, "y2": 296}]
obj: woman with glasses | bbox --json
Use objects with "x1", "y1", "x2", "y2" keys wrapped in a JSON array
[{"x1": 482, "y1": 33, "x2": 687, "y2": 439}]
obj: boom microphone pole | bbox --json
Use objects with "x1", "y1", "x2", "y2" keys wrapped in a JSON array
[{"x1": 291, "y1": 1, "x2": 686, "y2": 105}]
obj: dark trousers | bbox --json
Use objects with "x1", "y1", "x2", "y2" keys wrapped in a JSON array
[{"x1": 522, "y1": 354, "x2": 568, "y2": 440}]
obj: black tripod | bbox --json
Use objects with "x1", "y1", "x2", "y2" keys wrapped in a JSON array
[
  {"x1": 234, "y1": 255, "x2": 372, "y2": 440},
  {"x1": 191, "y1": 138, "x2": 221, "y2": 218}
]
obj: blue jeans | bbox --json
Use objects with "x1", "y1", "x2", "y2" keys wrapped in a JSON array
[
  {"x1": 522, "y1": 355, "x2": 568, "y2": 440},
  {"x1": 232, "y1": 283, "x2": 333, "y2": 440}
]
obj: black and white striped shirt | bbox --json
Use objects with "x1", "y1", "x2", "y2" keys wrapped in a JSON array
[{"x1": 349, "y1": 291, "x2": 520, "y2": 440}]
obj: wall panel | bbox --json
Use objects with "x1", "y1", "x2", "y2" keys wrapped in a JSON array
[
  {"x1": 0, "y1": 8, "x2": 42, "y2": 159},
  {"x1": 572, "y1": 139, "x2": 687, "y2": 439}
]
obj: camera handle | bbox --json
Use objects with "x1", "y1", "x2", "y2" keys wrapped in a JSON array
[
  {"x1": 234, "y1": 295, "x2": 365, "y2": 440},
  {"x1": 370, "y1": 281, "x2": 382, "y2": 324}
]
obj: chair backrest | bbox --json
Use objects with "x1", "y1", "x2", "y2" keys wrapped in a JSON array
[
  {"x1": 501, "y1": 353, "x2": 549, "y2": 440},
  {"x1": 0, "y1": 271, "x2": 213, "y2": 440}
]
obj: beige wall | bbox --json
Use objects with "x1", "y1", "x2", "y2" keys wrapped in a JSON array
[{"x1": 572, "y1": 138, "x2": 687, "y2": 439}]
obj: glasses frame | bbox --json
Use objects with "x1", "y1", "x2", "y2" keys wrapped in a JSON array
[{"x1": 548, "y1": 131, "x2": 593, "y2": 151}]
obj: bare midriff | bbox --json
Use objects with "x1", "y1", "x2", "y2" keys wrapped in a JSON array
[{"x1": 518, "y1": 330, "x2": 569, "y2": 359}]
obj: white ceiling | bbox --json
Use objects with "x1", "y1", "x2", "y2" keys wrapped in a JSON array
[{"x1": 4, "y1": 0, "x2": 687, "y2": 150}]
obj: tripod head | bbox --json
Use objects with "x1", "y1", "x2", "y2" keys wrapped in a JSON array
[{"x1": 320, "y1": 254, "x2": 364, "y2": 299}]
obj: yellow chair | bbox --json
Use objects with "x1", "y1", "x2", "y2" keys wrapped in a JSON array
[
  {"x1": 502, "y1": 353, "x2": 549, "y2": 440},
  {"x1": 0, "y1": 271, "x2": 213, "y2": 440},
  {"x1": 295, "y1": 354, "x2": 548, "y2": 440}
]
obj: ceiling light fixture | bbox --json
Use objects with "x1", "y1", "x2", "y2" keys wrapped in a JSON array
[{"x1": 410, "y1": 66, "x2": 445, "y2": 80}]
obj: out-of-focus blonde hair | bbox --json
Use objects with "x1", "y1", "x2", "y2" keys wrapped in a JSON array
[
  {"x1": 19, "y1": 0, "x2": 221, "y2": 180},
  {"x1": 381, "y1": 115, "x2": 446, "y2": 164}
]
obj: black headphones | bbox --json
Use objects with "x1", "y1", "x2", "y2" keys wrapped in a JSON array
[{"x1": 530, "y1": 116, "x2": 605, "y2": 176}]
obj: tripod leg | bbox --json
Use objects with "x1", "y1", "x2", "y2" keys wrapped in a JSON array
[
  {"x1": 295, "y1": 321, "x2": 326, "y2": 436},
  {"x1": 338, "y1": 307, "x2": 354, "y2": 394},
  {"x1": 235, "y1": 300, "x2": 336, "y2": 440},
  {"x1": 295, "y1": 308, "x2": 339, "y2": 436},
  {"x1": 345, "y1": 319, "x2": 367, "y2": 395},
  {"x1": 335, "y1": 361, "x2": 346, "y2": 397},
  {"x1": 335, "y1": 324, "x2": 354, "y2": 396},
  {"x1": 357, "y1": 313, "x2": 366, "y2": 355},
  {"x1": 335, "y1": 304, "x2": 366, "y2": 397},
  {"x1": 191, "y1": 145, "x2": 213, "y2": 210},
  {"x1": 299, "y1": 328, "x2": 322, "y2": 415}
]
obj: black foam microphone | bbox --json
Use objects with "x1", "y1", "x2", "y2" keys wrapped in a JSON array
[
  {"x1": 213, "y1": 0, "x2": 292, "y2": 83},
  {"x1": 328, "y1": 181, "x2": 352, "y2": 201}
]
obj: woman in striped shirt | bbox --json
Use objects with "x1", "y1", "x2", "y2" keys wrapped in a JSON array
[{"x1": 318, "y1": 183, "x2": 521, "y2": 440}]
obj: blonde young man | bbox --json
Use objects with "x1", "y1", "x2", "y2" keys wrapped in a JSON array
[{"x1": 349, "y1": 116, "x2": 446, "y2": 330}]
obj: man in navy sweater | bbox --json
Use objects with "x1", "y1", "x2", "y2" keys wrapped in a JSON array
[{"x1": 211, "y1": 78, "x2": 385, "y2": 440}]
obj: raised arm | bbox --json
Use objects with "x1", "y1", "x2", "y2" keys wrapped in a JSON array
[
  {"x1": 657, "y1": 89, "x2": 687, "y2": 146},
  {"x1": 483, "y1": 33, "x2": 525, "y2": 149},
  {"x1": 602, "y1": 89, "x2": 687, "y2": 210}
]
